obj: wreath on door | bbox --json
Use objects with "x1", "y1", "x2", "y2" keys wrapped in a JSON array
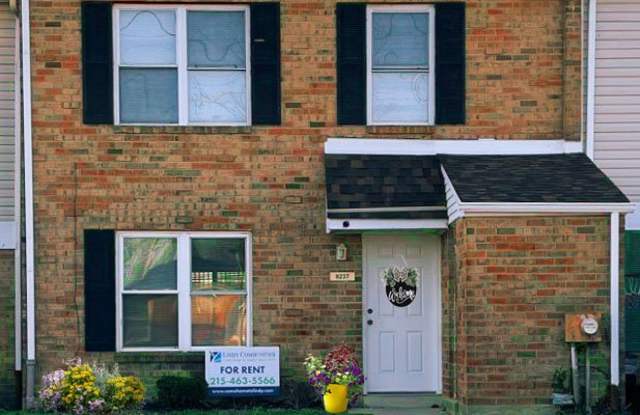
[{"x1": 382, "y1": 266, "x2": 419, "y2": 307}]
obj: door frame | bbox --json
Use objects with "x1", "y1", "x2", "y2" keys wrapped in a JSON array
[{"x1": 361, "y1": 232, "x2": 443, "y2": 394}]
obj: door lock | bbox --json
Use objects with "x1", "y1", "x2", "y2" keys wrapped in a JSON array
[
  {"x1": 367, "y1": 308, "x2": 373, "y2": 314},
  {"x1": 367, "y1": 319, "x2": 373, "y2": 326}
]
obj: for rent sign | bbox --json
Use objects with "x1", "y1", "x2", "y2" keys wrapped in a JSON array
[{"x1": 205, "y1": 347, "x2": 280, "y2": 397}]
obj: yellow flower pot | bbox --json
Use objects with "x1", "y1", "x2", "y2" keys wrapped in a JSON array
[{"x1": 323, "y1": 383, "x2": 349, "y2": 414}]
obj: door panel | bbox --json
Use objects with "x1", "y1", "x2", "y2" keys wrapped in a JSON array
[{"x1": 364, "y1": 234, "x2": 440, "y2": 392}]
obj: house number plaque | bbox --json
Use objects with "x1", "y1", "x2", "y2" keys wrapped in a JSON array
[{"x1": 330, "y1": 272, "x2": 356, "y2": 281}]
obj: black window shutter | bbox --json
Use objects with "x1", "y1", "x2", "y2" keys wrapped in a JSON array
[
  {"x1": 435, "y1": 3, "x2": 466, "y2": 125},
  {"x1": 84, "y1": 229, "x2": 116, "y2": 351},
  {"x1": 82, "y1": 2, "x2": 113, "y2": 125},
  {"x1": 336, "y1": 3, "x2": 366, "y2": 125},
  {"x1": 250, "y1": 3, "x2": 281, "y2": 125}
]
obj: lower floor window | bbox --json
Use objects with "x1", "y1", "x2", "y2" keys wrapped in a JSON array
[{"x1": 116, "y1": 231, "x2": 252, "y2": 351}]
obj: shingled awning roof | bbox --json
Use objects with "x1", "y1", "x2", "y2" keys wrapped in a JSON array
[
  {"x1": 324, "y1": 151, "x2": 632, "y2": 232},
  {"x1": 325, "y1": 154, "x2": 447, "y2": 220},
  {"x1": 439, "y1": 153, "x2": 629, "y2": 204}
]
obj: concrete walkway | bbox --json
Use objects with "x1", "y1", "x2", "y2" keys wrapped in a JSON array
[{"x1": 349, "y1": 393, "x2": 446, "y2": 415}]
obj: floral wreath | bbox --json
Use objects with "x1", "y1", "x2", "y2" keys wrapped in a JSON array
[{"x1": 382, "y1": 266, "x2": 418, "y2": 288}]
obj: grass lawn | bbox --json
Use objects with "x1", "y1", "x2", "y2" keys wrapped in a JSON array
[
  {"x1": 145, "y1": 410, "x2": 328, "y2": 415},
  {"x1": 0, "y1": 410, "x2": 371, "y2": 415}
]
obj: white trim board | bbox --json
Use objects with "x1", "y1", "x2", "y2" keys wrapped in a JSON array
[
  {"x1": 325, "y1": 138, "x2": 582, "y2": 155},
  {"x1": 327, "y1": 206, "x2": 446, "y2": 213},
  {"x1": 610, "y1": 211, "x2": 620, "y2": 386},
  {"x1": 585, "y1": 0, "x2": 596, "y2": 160},
  {"x1": 326, "y1": 218, "x2": 448, "y2": 233},
  {"x1": 442, "y1": 189, "x2": 634, "y2": 224},
  {"x1": 0, "y1": 221, "x2": 15, "y2": 249},
  {"x1": 624, "y1": 207, "x2": 640, "y2": 231}
]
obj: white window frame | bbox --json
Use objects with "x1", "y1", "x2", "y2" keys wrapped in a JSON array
[
  {"x1": 113, "y1": 4, "x2": 252, "y2": 127},
  {"x1": 115, "y1": 231, "x2": 253, "y2": 352},
  {"x1": 366, "y1": 4, "x2": 436, "y2": 126}
]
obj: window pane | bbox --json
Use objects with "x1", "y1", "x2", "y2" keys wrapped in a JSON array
[
  {"x1": 120, "y1": 10, "x2": 176, "y2": 65},
  {"x1": 372, "y1": 12, "x2": 429, "y2": 67},
  {"x1": 191, "y1": 238, "x2": 246, "y2": 291},
  {"x1": 191, "y1": 295, "x2": 246, "y2": 346},
  {"x1": 120, "y1": 68, "x2": 178, "y2": 124},
  {"x1": 188, "y1": 71, "x2": 247, "y2": 123},
  {"x1": 372, "y1": 72, "x2": 429, "y2": 124},
  {"x1": 187, "y1": 11, "x2": 246, "y2": 68},
  {"x1": 123, "y1": 237, "x2": 177, "y2": 290},
  {"x1": 123, "y1": 294, "x2": 178, "y2": 348}
]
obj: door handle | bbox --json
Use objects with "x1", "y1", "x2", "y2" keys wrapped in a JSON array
[
  {"x1": 367, "y1": 319, "x2": 373, "y2": 326},
  {"x1": 367, "y1": 308, "x2": 373, "y2": 314}
]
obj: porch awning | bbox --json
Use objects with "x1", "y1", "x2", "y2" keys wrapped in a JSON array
[
  {"x1": 439, "y1": 153, "x2": 629, "y2": 204},
  {"x1": 325, "y1": 154, "x2": 447, "y2": 232},
  {"x1": 325, "y1": 151, "x2": 633, "y2": 232}
]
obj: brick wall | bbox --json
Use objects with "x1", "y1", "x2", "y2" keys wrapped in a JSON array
[
  {"x1": 0, "y1": 252, "x2": 17, "y2": 408},
  {"x1": 443, "y1": 216, "x2": 613, "y2": 409},
  {"x1": 28, "y1": 0, "x2": 582, "y2": 397}
]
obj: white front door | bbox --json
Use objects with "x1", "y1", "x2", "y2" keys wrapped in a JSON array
[{"x1": 363, "y1": 233, "x2": 440, "y2": 393}]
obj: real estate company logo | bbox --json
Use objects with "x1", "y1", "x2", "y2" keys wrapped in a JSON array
[{"x1": 210, "y1": 351, "x2": 222, "y2": 363}]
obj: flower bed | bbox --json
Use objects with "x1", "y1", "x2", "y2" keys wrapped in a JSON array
[{"x1": 38, "y1": 358, "x2": 144, "y2": 413}]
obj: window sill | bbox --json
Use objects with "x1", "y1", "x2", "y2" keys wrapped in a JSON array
[
  {"x1": 366, "y1": 125, "x2": 437, "y2": 135},
  {"x1": 113, "y1": 125, "x2": 253, "y2": 135},
  {"x1": 115, "y1": 351, "x2": 203, "y2": 364}
]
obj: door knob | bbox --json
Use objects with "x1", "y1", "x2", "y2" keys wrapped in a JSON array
[
  {"x1": 367, "y1": 308, "x2": 373, "y2": 314},
  {"x1": 367, "y1": 319, "x2": 373, "y2": 326}
]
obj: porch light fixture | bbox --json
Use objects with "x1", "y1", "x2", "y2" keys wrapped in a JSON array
[{"x1": 336, "y1": 243, "x2": 348, "y2": 261}]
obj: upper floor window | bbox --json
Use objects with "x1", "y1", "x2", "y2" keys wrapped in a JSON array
[
  {"x1": 113, "y1": 5, "x2": 251, "y2": 126},
  {"x1": 366, "y1": 5, "x2": 435, "y2": 126}
]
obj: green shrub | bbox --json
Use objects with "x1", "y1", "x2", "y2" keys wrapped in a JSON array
[{"x1": 156, "y1": 375, "x2": 207, "y2": 409}]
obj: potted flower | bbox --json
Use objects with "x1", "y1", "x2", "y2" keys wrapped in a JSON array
[{"x1": 304, "y1": 345, "x2": 365, "y2": 414}]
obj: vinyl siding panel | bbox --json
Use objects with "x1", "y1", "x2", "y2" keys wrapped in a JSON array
[
  {"x1": 441, "y1": 167, "x2": 462, "y2": 224},
  {"x1": 0, "y1": 1, "x2": 14, "y2": 223},
  {"x1": 593, "y1": 0, "x2": 640, "y2": 206}
]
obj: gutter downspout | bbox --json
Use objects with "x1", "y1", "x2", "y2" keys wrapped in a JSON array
[
  {"x1": 610, "y1": 211, "x2": 620, "y2": 386},
  {"x1": 585, "y1": 0, "x2": 596, "y2": 160},
  {"x1": 20, "y1": 0, "x2": 35, "y2": 408},
  {"x1": 14, "y1": 7, "x2": 21, "y2": 376},
  {"x1": 585, "y1": 0, "x2": 621, "y2": 388}
]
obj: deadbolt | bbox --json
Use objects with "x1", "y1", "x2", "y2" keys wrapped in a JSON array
[{"x1": 367, "y1": 308, "x2": 373, "y2": 314}]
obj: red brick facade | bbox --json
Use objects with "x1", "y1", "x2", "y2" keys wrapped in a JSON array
[
  {"x1": 442, "y1": 217, "x2": 615, "y2": 410},
  {"x1": 23, "y1": 0, "x2": 599, "y2": 411}
]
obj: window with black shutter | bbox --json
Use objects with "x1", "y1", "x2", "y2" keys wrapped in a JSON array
[
  {"x1": 82, "y1": 3, "x2": 113, "y2": 125},
  {"x1": 336, "y1": 3, "x2": 466, "y2": 126},
  {"x1": 84, "y1": 229, "x2": 116, "y2": 352},
  {"x1": 81, "y1": 2, "x2": 281, "y2": 126}
]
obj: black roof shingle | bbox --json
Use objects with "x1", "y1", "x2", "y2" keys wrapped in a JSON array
[
  {"x1": 325, "y1": 154, "x2": 446, "y2": 210},
  {"x1": 324, "y1": 152, "x2": 629, "y2": 217},
  {"x1": 439, "y1": 153, "x2": 629, "y2": 203}
]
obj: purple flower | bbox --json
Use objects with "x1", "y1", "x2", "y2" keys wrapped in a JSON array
[{"x1": 88, "y1": 399, "x2": 105, "y2": 412}]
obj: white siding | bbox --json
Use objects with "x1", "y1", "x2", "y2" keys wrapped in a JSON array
[
  {"x1": 0, "y1": 1, "x2": 14, "y2": 222},
  {"x1": 441, "y1": 167, "x2": 463, "y2": 224}
]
